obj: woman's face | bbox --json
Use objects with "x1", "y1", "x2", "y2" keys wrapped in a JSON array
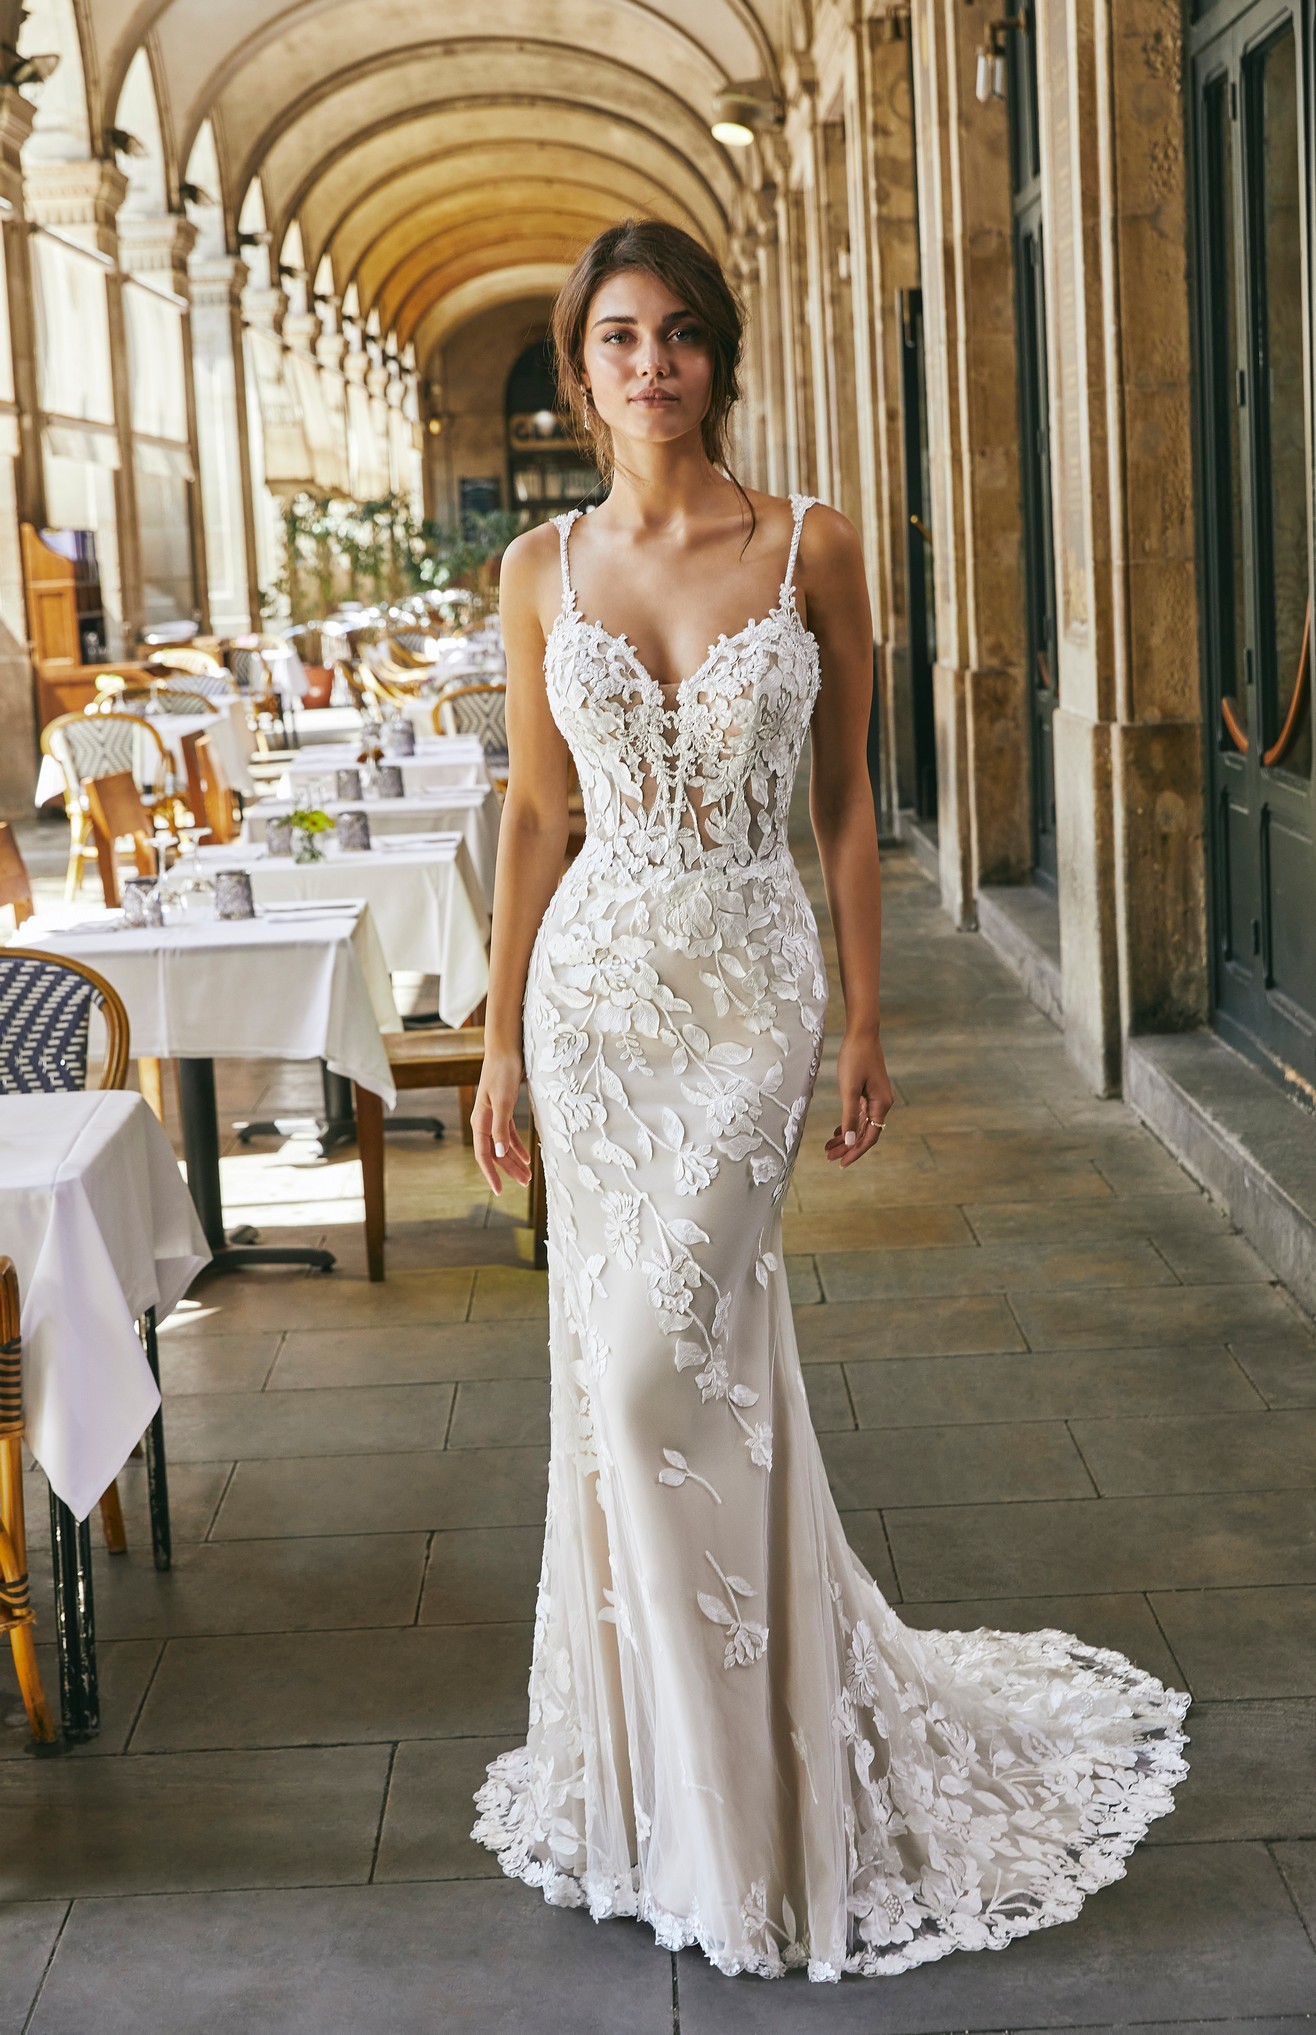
[{"x1": 579, "y1": 267, "x2": 714, "y2": 451}]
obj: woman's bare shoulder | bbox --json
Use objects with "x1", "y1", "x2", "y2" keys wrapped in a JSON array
[{"x1": 499, "y1": 521, "x2": 563, "y2": 636}]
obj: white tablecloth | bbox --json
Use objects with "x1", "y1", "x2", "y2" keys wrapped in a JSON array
[
  {"x1": 279, "y1": 736, "x2": 489, "y2": 795},
  {"x1": 196, "y1": 835, "x2": 490, "y2": 1026},
  {"x1": 15, "y1": 905, "x2": 400, "y2": 1101},
  {"x1": 242, "y1": 785, "x2": 499, "y2": 903},
  {"x1": 0, "y1": 1090, "x2": 210, "y2": 1520}
]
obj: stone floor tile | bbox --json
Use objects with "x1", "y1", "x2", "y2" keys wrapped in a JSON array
[
  {"x1": 21, "y1": 1461, "x2": 232, "y2": 1552},
  {"x1": 819, "y1": 1422, "x2": 1092, "y2": 1509},
  {"x1": 157, "y1": 1333, "x2": 282, "y2": 1395},
  {"x1": 16, "y1": 1535, "x2": 429, "y2": 1645},
  {"x1": 1012, "y1": 1280, "x2": 1301, "y2": 1350},
  {"x1": 0, "y1": 1902, "x2": 67, "y2": 2035},
  {"x1": 1147, "y1": 1700, "x2": 1316, "y2": 1844},
  {"x1": 1232, "y1": 1336, "x2": 1316, "y2": 1408},
  {"x1": 130, "y1": 1626, "x2": 532, "y2": 1751},
  {"x1": 845, "y1": 1345, "x2": 1262, "y2": 1428},
  {"x1": 1092, "y1": 1139, "x2": 1215, "y2": 1196},
  {"x1": 897, "y1": 1592, "x2": 1184, "y2": 1691},
  {"x1": 1150, "y1": 1585, "x2": 1316, "y2": 1699},
  {"x1": 164, "y1": 1384, "x2": 455, "y2": 1462},
  {"x1": 447, "y1": 1379, "x2": 548, "y2": 1449},
  {"x1": 269, "y1": 1320, "x2": 549, "y2": 1391},
  {"x1": 961, "y1": 1191, "x2": 1224, "y2": 1245},
  {"x1": 468, "y1": 1266, "x2": 549, "y2": 1319},
  {"x1": 800, "y1": 1365, "x2": 854, "y2": 1431},
  {"x1": 782, "y1": 1203, "x2": 976, "y2": 1253},
  {"x1": 373, "y1": 1736, "x2": 510, "y2": 1881},
  {"x1": 419, "y1": 1526, "x2": 545, "y2": 1626},
  {"x1": 213, "y1": 1446, "x2": 548, "y2": 1539},
  {"x1": 883, "y1": 1490, "x2": 1316, "y2": 1601},
  {"x1": 795, "y1": 1293, "x2": 1026, "y2": 1364},
  {"x1": 0, "y1": 1747, "x2": 390, "y2": 1897},
  {"x1": 816, "y1": 1238, "x2": 1174, "y2": 1304},
  {"x1": 785, "y1": 1254, "x2": 822, "y2": 1305},
  {"x1": 1071, "y1": 1409, "x2": 1316, "y2": 1496},
  {"x1": 835, "y1": 1512, "x2": 902, "y2": 1603},
  {"x1": 0, "y1": 1642, "x2": 160, "y2": 1760},
  {"x1": 27, "y1": 1881, "x2": 675, "y2": 2034},
  {"x1": 673, "y1": 1843, "x2": 1316, "y2": 2031},
  {"x1": 1272, "y1": 1840, "x2": 1316, "y2": 1938},
  {"x1": 1148, "y1": 1228, "x2": 1275, "y2": 1285}
]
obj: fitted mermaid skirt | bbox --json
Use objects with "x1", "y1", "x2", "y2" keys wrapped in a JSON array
[{"x1": 472, "y1": 497, "x2": 1189, "y2": 1979}]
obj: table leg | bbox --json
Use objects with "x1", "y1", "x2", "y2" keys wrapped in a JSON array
[
  {"x1": 178, "y1": 1057, "x2": 336, "y2": 1274},
  {"x1": 140, "y1": 1307, "x2": 171, "y2": 1572},
  {"x1": 48, "y1": 1493, "x2": 98, "y2": 1741}
]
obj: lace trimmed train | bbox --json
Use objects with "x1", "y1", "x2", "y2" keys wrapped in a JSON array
[{"x1": 471, "y1": 494, "x2": 1190, "y2": 1980}]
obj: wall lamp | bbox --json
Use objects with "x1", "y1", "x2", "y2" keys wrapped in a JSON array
[
  {"x1": 0, "y1": 44, "x2": 59, "y2": 87},
  {"x1": 711, "y1": 79, "x2": 783, "y2": 149},
  {"x1": 107, "y1": 126, "x2": 147, "y2": 159},
  {"x1": 180, "y1": 181, "x2": 216, "y2": 208},
  {"x1": 975, "y1": 17, "x2": 1025, "y2": 102}
]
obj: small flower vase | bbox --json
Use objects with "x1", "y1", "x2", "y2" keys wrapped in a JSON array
[
  {"x1": 266, "y1": 818, "x2": 293, "y2": 858},
  {"x1": 335, "y1": 809, "x2": 371, "y2": 854},
  {"x1": 214, "y1": 869, "x2": 255, "y2": 920},
  {"x1": 292, "y1": 828, "x2": 324, "y2": 864}
]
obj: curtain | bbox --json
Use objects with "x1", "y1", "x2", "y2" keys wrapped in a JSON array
[
  {"x1": 287, "y1": 349, "x2": 344, "y2": 492},
  {"x1": 347, "y1": 379, "x2": 389, "y2": 498},
  {"x1": 244, "y1": 326, "x2": 311, "y2": 489},
  {"x1": 124, "y1": 279, "x2": 189, "y2": 445},
  {"x1": 32, "y1": 232, "x2": 115, "y2": 425}
]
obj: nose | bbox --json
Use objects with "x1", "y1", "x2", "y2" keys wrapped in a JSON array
[{"x1": 636, "y1": 337, "x2": 669, "y2": 380}]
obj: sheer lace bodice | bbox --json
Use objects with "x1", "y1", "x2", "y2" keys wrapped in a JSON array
[{"x1": 472, "y1": 493, "x2": 1189, "y2": 1981}]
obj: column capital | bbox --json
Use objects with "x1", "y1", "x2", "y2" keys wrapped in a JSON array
[
  {"x1": 316, "y1": 327, "x2": 347, "y2": 374},
  {"x1": 189, "y1": 253, "x2": 250, "y2": 313},
  {"x1": 242, "y1": 281, "x2": 286, "y2": 335},
  {"x1": 118, "y1": 212, "x2": 198, "y2": 295},
  {"x1": 343, "y1": 345, "x2": 369, "y2": 387},
  {"x1": 282, "y1": 309, "x2": 321, "y2": 355},
  {"x1": 23, "y1": 157, "x2": 128, "y2": 255},
  {"x1": 0, "y1": 85, "x2": 35, "y2": 185}
]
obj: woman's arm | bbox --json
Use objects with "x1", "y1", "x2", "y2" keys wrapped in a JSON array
[
  {"x1": 471, "y1": 530, "x2": 572, "y2": 1193},
  {"x1": 801, "y1": 506, "x2": 894, "y2": 1167}
]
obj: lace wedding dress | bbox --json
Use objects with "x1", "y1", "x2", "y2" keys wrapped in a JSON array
[{"x1": 472, "y1": 494, "x2": 1190, "y2": 1980}]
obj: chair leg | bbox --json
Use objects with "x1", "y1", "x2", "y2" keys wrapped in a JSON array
[
  {"x1": 65, "y1": 809, "x2": 88, "y2": 901},
  {"x1": 355, "y1": 1082, "x2": 386, "y2": 1281},
  {"x1": 98, "y1": 1481, "x2": 127, "y2": 1555},
  {"x1": 138, "y1": 1057, "x2": 166, "y2": 1123},
  {"x1": 6, "y1": 1619, "x2": 58, "y2": 1745},
  {"x1": 0, "y1": 1436, "x2": 57, "y2": 1745},
  {"x1": 528, "y1": 1115, "x2": 548, "y2": 1271},
  {"x1": 458, "y1": 1082, "x2": 476, "y2": 1146}
]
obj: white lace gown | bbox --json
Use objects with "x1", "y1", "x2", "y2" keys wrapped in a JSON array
[{"x1": 472, "y1": 495, "x2": 1190, "y2": 1980}]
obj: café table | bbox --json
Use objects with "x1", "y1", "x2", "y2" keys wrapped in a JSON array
[
  {"x1": 241, "y1": 784, "x2": 500, "y2": 904},
  {"x1": 14, "y1": 904, "x2": 400, "y2": 1274},
  {"x1": 278, "y1": 734, "x2": 490, "y2": 796},
  {"x1": 0, "y1": 1088, "x2": 210, "y2": 1735},
  {"x1": 194, "y1": 834, "x2": 490, "y2": 1023}
]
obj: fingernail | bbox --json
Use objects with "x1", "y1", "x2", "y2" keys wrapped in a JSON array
[
  {"x1": 844, "y1": 1130, "x2": 857, "y2": 1147},
  {"x1": 494, "y1": 1142, "x2": 506, "y2": 1157}
]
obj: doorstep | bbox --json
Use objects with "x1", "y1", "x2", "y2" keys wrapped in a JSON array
[
  {"x1": 1125, "y1": 1029, "x2": 1316, "y2": 1320},
  {"x1": 975, "y1": 879, "x2": 1064, "y2": 1030},
  {"x1": 895, "y1": 809, "x2": 940, "y2": 887}
]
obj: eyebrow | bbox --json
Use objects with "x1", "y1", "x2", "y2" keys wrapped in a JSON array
[{"x1": 590, "y1": 308, "x2": 699, "y2": 329}]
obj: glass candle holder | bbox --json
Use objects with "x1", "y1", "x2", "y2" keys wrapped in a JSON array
[
  {"x1": 122, "y1": 877, "x2": 163, "y2": 927},
  {"x1": 335, "y1": 767, "x2": 363, "y2": 801},
  {"x1": 335, "y1": 809, "x2": 371, "y2": 854},
  {"x1": 266, "y1": 818, "x2": 293, "y2": 857},
  {"x1": 376, "y1": 764, "x2": 404, "y2": 799},
  {"x1": 385, "y1": 718, "x2": 416, "y2": 757},
  {"x1": 214, "y1": 869, "x2": 256, "y2": 920}
]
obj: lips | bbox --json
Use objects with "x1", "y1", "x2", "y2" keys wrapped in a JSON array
[{"x1": 632, "y1": 390, "x2": 678, "y2": 405}]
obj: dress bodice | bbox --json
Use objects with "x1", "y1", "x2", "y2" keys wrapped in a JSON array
[{"x1": 544, "y1": 495, "x2": 821, "y2": 884}]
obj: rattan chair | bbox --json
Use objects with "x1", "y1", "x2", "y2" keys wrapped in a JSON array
[
  {"x1": 144, "y1": 686, "x2": 220, "y2": 718},
  {"x1": 0, "y1": 1257, "x2": 58, "y2": 1746},
  {"x1": 42, "y1": 711, "x2": 174, "y2": 898},
  {"x1": 150, "y1": 647, "x2": 227, "y2": 681},
  {"x1": 0, "y1": 949, "x2": 167, "y2": 1579},
  {"x1": 181, "y1": 731, "x2": 240, "y2": 845},
  {"x1": 432, "y1": 682, "x2": 509, "y2": 788},
  {"x1": 0, "y1": 822, "x2": 34, "y2": 930},
  {"x1": 83, "y1": 771, "x2": 164, "y2": 907}
]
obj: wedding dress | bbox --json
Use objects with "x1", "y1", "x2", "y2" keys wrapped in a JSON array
[{"x1": 472, "y1": 494, "x2": 1189, "y2": 1980}]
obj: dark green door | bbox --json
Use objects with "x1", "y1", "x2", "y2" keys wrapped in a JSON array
[
  {"x1": 899, "y1": 287, "x2": 938, "y2": 822},
  {"x1": 1193, "y1": 0, "x2": 1316, "y2": 1083}
]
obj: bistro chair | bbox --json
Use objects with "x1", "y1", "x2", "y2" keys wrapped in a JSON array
[
  {"x1": 354, "y1": 1027, "x2": 546, "y2": 1282},
  {"x1": 41, "y1": 711, "x2": 173, "y2": 898},
  {"x1": 83, "y1": 771, "x2": 165, "y2": 907},
  {"x1": 150, "y1": 647, "x2": 227, "y2": 681},
  {"x1": 0, "y1": 821, "x2": 34, "y2": 929},
  {"x1": 0, "y1": 950, "x2": 169, "y2": 1587},
  {"x1": 432, "y1": 682, "x2": 509, "y2": 789},
  {"x1": 143, "y1": 686, "x2": 219, "y2": 718},
  {"x1": 150, "y1": 669, "x2": 237, "y2": 705},
  {"x1": 0, "y1": 1257, "x2": 58, "y2": 1747},
  {"x1": 224, "y1": 647, "x2": 289, "y2": 751},
  {"x1": 181, "y1": 731, "x2": 240, "y2": 845}
]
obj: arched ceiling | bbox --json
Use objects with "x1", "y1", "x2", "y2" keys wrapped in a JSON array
[{"x1": 73, "y1": 0, "x2": 783, "y2": 372}]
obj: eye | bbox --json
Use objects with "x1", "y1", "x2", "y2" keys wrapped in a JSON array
[
  {"x1": 670, "y1": 324, "x2": 704, "y2": 343},
  {"x1": 600, "y1": 328, "x2": 632, "y2": 344}
]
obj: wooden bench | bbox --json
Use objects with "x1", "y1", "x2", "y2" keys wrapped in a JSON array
[{"x1": 354, "y1": 1027, "x2": 546, "y2": 1281}]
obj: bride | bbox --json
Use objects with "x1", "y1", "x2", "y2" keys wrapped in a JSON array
[{"x1": 469, "y1": 218, "x2": 1188, "y2": 1981}]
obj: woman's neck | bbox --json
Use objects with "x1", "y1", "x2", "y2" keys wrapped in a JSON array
[{"x1": 598, "y1": 434, "x2": 738, "y2": 532}]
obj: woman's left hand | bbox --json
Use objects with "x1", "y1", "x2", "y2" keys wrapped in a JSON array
[{"x1": 825, "y1": 1028, "x2": 893, "y2": 1167}]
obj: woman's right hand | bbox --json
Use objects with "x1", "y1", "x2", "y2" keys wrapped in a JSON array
[{"x1": 471, "y1": 1048, "x2": 532, "y2": 1193}]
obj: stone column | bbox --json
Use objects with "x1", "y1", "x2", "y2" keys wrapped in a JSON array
[
  {"x1": 909, "y1": 0, "x2": 1030, "y2": 925},
  {"x1": 0, "y1": 87, "x2": 37, "y2": 811},
  {"x1": 118, "y1": 212, "x2": 208, "y2": 633},
  {"x1": 189, "y1": 254, "x2": 259, "y2": 633},
  {"x1": 751, "y1": 189, "x2": 789, "y2": 497},
  {"x1": 23, "y1": 158, "x2": 139, "y2": 650},
  {"x1": 315, "y1": 304, "x2": 351, "y2": 498}
]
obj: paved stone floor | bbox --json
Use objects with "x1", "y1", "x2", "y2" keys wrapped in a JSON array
[{"x1": 4, "y1": 825, "x2": 1316, "y2": 2032}]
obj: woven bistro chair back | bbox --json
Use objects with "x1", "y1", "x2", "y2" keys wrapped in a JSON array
[
  {"x1": 0, "y1": 949, "x2": 130, "y2": 1092},
  {"x1": 146, "y1": 687, "x2": 219, "y2": 717},
  {"x1": 45, "y1": 710, "x2": 171, "y2": 798},
  {"x1": 433, "y1": 681, "x2": 508, "y2": 757},
  {"x1": 151, "y1": 669, "x2": 236, "y2": 703},
  {"x1": 0, "y1": 1257, "x2": 58, "y2": 1744},
  {"x1": 0, "y1": 822, "x2": 34, "y2": 928},
  {"x1": 151, "y1": 648, "x2": 227, "y2": 680}
]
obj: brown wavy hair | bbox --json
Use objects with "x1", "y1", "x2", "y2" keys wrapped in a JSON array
[{"x1": 550, "y1": 219, "x2": 746, "y2": 493}]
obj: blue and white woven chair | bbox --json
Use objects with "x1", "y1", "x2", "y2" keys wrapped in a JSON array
[
  {"x1": 41, "y1": 711, "x2": 173, "y2": 899},
  {"x1": 432, "y1": 681, "x2": 509, "y2": 786}
]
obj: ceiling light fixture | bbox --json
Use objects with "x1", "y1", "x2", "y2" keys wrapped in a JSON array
[{"x1": 710, "y1": 79, "x2": 782, "y2": 150}]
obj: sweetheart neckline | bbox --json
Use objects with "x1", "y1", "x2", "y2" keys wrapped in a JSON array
[{"x1": 550, "y1": 597, "x2": 820, "y2": 712}]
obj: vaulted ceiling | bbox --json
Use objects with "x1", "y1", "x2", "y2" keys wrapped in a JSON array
[{"x1": 32, "y1": 0, "x2": 788, "y2": 371}]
